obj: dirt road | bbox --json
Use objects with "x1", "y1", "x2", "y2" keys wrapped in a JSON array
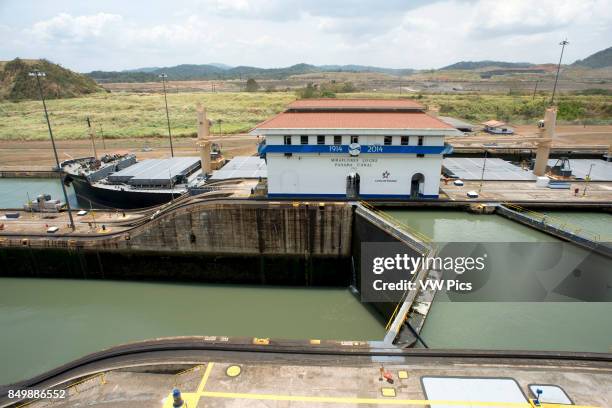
[{"x1": 0, "y1": 134, "x2": 258, "y2": 169}]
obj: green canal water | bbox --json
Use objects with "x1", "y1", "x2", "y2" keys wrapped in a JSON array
[
  {"x1": 0, "y1": 178, "x2": 79, "y2": 209},
  {"x1": 0, "y1": 179, "x2": 610, "y2": 384},
  {"x1": 0, "y1": 279, "x2": 384, "y2": 385},
  {"x1": 385, "y1": 209, "x2": 612, "y2": 353},
  {"x1": 543, "y1": 211, "x2": 612, "y2": 240}
]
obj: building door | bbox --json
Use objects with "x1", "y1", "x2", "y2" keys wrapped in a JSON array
[
  {"x1": 346, "y1": 173, "x2": 360, "y2": 199},
  {"x1": 410, "y1": 173, "x2": 424, "y2": 198}
]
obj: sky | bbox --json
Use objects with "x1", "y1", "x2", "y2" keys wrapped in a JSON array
[{"x1": 0, "y1": 0, "x2": 610, "y2": 72}]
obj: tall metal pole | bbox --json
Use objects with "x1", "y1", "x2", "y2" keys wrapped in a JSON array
[
  {"x1": 532, "y1": 80, "x2": 539, "y2": 100},
  {"x1": 479, "y1": 150, "x2": 488, "y2": 193},
  {"x1": 86, "y1": 117, "x2": 98, "y2": 159},
  {"x1": 30, "y1": 71, "x2": 75, "y2": 230},
  {"x1": 550, "y1": 39, "x2": 569, "y2": 106},
  {"x1": 583, "y1": 163, "x2": 594, "y2": 196},
  {"x1": 159, "y1": 73, "x2": 174, "y2": 157}
]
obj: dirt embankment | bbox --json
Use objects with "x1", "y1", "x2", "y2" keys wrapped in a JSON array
[{"x1": 0, "y1": 134, "x2": 258, "y2": 169}]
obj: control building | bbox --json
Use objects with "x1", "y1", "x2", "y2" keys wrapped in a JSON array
[{"x1": 250, "y1": 99, "x2": 458, "y2": 199}]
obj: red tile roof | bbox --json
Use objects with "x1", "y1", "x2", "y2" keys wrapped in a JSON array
[
  {"x1": 287, "y1": 98, "x2": 424, "y2": 110},
  {"x1": 254, "y1": 111, "x2": 454, "y2": 130}
]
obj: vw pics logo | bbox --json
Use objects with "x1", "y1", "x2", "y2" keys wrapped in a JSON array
[{"x1": 348, "y1": 143, "x2": 361, "y2": 156}]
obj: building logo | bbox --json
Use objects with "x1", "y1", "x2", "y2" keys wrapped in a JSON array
[
  {"x1": 375, "y1": 169, "x2": 397, "y2": 183},
  {"x1": 348, "y1": 143, "x2": 361, "y2": 156}
]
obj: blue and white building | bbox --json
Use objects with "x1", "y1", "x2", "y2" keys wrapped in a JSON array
[{"x1": 251, "y1": 99, "x2": 458, "y2": 199}]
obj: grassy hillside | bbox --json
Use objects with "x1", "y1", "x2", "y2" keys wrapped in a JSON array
[
  {"x1": 0, "y1": 91, "x2": 610, "y2": 141},
  {"x1": 87, "y1": 63, "x2": 414, "y2": 83},
  {"x1": 441, "y1": 61, "x2": 534, "y2": 70},
  {"x1": 572, "y1": 46, "x2": 612, "y2": 68},
  {"x1": 0, "y1": 58, "x2": 104, "y2": 101}
]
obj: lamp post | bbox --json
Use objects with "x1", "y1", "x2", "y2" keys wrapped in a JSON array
[
  {"x1": 478, "y1": 149, "x2": 488, "y2": 193},
  {"x1": 159, "y1": 73, "x2": 174, "y2": 157},
  {"x1": 583, "y1": 163, "x2": 594, "y2": 196},
  {"x1": 29, "y1": 70, "x2": 75, "y2": 230},
  {"x1": 550, "y1": 39, "x2": 569, "y2": 106}
]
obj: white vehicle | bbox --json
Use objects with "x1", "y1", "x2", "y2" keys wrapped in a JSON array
[
  {"x1": 466, "y1": 191, "x2": 479, "y2": 198},
  {"x1": 46, "y1": 226, "x2": 60, "y2": 233}
]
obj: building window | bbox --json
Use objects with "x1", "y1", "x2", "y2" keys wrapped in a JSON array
[
  {"x1": 351, "y1": 135, "x2": 359, "y2": 144},
  {"x1": 301, "y1": 135, "x2": 308, "y2": 145},
  {"x1": 284, "y1": 136, "x2": 292, "y2": 145},
  {"x1": 317, "y1": 135, "x2": 325, "y2": 145},
  {"x1": 418, "y1": 136, "x2": 424, "y2": 146},
  {"x1": 401, "y1": 136, "x2": 409, "y2": 145},
  {"x1": 417, "y1": 154, "x2": 424, "y2": 158},
  {"x1": 384, "y1": 136, "x2": 392, "y2": 146},
  {"x1": 334, "y1": 136, "x2": 342, "y2": 145}
]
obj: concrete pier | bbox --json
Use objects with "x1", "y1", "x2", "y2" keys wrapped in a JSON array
[{"x1": 1, "y1": 337, "x2": 610, "y2": 408}]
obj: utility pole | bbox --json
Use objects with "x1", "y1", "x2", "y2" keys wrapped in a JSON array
[
  {"x1": 159, "y1": 73, "x2": 174, "y2": 157},
  {"x1": 551, "y1": 39, "x2": 569, "y2": 105},
  {"x1": 29, "y1": 70, "x2": 75, "y2": 230},
  {"x1": 532, "y1": 80, "x2": 540, "y2": 100},
  {"x1": 583, "y1": 163, "x2": 594, "y2": 196},
  {"x1": 479, "y1": 150, "x2": 488, "y2": 194},
  {"x1": 99, "y1": 124, "x2": 106, "y2": 151},
  {"x1": 86, "y1": 117, "x2": 98, "y2": 159}
]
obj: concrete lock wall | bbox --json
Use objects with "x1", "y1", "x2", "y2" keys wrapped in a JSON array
[
  {"x1": 123, "y1": 202, "x2": 352, "y2": 256},
  {"x1": 0, "y1": 202, "x2": 354, "y2": 285}
]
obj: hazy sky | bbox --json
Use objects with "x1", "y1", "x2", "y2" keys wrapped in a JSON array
[{"x1": 0, "y1": 0, "x2": 610, "y2": 72}]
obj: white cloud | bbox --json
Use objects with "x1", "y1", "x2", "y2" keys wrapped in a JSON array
[
  {"x1": 468, "y1": 0, "x2": 606, "y2": 38},
  {"x1": 26, "y1": 13, "x2": 123, "y2": 43},
  {"x1": 1, "y1": 0, "x2": 610, "y2": 71}
]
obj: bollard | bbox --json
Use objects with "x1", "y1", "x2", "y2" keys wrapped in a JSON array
[
  {"x1": 172, "y1": 388, "x2": 185, "y2": 407},
  {"x1": 534, "y1": 388, "x2": 543, "y2": 406}
]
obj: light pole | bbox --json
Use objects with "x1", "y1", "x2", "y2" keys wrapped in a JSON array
[
  {"x1": 583, "y1": 163, "x2": 594, "y2": 196},
  {"x1": 532, "y1": 80, "x2": 540, "y2": 100},
  {"x1": 159, "y1": 73, "x2": 174, "y2": 157},
  {"x1": 29, "y1": 70, "x2": 75, "y2": 230},
  {"x1": 479, "y1": 149, "x2": 488, "y2": 194},
  {"x1": 550, "y1": 39, "x2": 569, "y2": 106}
]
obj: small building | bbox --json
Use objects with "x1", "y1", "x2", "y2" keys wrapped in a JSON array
[
  {"x1": 250, "y1": 99, "x2": 459, "y2": 200},
  {"x1": 482, "y1": 120, "x2": 514, "y2": 135},
  {"x1": 439, "y1": 116, "x2": 475, "y2": 133}
]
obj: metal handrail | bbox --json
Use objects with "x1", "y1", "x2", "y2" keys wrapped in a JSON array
[{"x1": 502, "y1": 203, "x2": 610, "y2": 242}]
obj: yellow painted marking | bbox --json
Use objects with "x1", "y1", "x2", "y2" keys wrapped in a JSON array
[
  {"x1": 226, "y1": 365, "x2": 241, "y2": 377},
  {"x1": 196, "y1": 363, "x2": 214, "y2": 393},
  {"x1": 397, "y1": 370, "x2": 408, "y2": 379},
  {"x1": 309, "y1": 339, "x2": 321, "y2": 345},
  {"x1": 381, "y1": 388, "x2": 396, "y2": 397},
  {"x1": 197, "y1": 391, "x2": 601, "y2": 408}
]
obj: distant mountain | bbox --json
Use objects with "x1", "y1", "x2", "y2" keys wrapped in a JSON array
[
  {"x1": 572, "y1": 46, "x2": 612, "y2": 68},
  {"x1": 441, "y1": 61, "x2": 534, "y2": 70},
  {"x1": 123, "y1": 67, "x2": 160, "y2": 73},
  {"x1": 0, "y1": 58, "x2": 103, "y2": 100},
  {"x1": 209, "y1": 63, "x2": 233, "y2": 70},
  {"x1": 86, "y1": 63, "x2": 415, "y2": 83},
  {"x1": 318, "y1": 64, "x2": 414, "y2": 76}
]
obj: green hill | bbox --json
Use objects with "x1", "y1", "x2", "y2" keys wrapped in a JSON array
[
  {"x1": 0, "y1": 58, "x2": 103, "y2": 101},
  {"x1": 572, "y1": 46, "x2": 612, "y2": 68},
  {"x1": 440, "y1": 60, "x2": 534, "y2": 70},
  {"x1": 87, "y1": 63, "x2": 415, "y2": 82}
]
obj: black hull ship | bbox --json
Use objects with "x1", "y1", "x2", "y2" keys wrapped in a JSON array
[{"x1": 62, "y1": 154, "x2": 204, "y2": 209}]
